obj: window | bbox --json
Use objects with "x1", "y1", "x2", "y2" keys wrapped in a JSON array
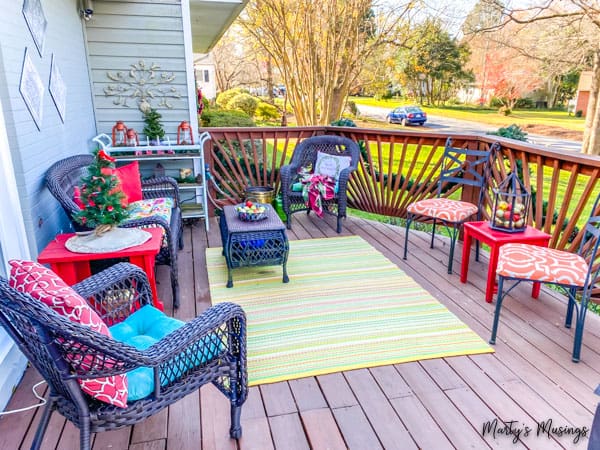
[{"x1": 203, "y1": 70, "x2": 209, "y2": 83}]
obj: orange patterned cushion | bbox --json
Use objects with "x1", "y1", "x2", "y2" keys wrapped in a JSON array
[
  {"x1": 497, "y1": 243, "x2": 588, "y2": 286},
  {"x1": 407, "y1": 198, "x2": 478, "y2": 223}
]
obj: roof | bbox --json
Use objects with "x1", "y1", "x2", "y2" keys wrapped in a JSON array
[
  {"x1": 190, "y1": 0, "x2": 248, "y2": 53},
  {"x1": 577, "y1": 71, "x2": 593, "y2": 92}
]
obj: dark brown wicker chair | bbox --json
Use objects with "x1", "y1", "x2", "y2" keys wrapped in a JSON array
[
  {"x1": 280, "y1": 135, "x2": 360, "y2": 233},
  {"x1": 45, "y1": 155, "x2": 184, "y2": 307},
  {"x1": 0, "y1": 263, "x2": 247, "y2": 450}
]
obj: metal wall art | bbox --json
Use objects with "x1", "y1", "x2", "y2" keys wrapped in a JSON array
[
  {"x1": 49, "y1": 54, "x2": 66, "y2": 122},
  {"x1": 22, "y1": 0, "x2": 47, "y2": 57},
  {"x1": 104, "y1": 60, "x2": 182, "y2": 112},
  {"x1": 19, "y1": 48, "x2": 45, "y2": 130}
]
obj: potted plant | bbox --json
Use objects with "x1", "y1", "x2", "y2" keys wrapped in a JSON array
[{"x1": 143, "y1": 108, "x2": 166, "y2": 145}]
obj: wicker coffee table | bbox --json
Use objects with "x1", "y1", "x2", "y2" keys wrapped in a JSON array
[{"x1": 219, "y1": 204, "x2": 289, "y2": 288}]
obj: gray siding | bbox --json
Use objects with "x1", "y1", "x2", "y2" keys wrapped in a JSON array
[
  {"x1": 86, "y1": 0, "x2": 191, "y2": 144},
  {"x1": 0, "y1": 0, "x2": 97, "y2": 256}
]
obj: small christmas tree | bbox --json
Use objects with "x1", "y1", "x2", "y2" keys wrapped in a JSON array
[
  {"x1": 143, "y1": 108, "x2": 166, "y2": 144},
  {"x1": 74, "y1": 149, "x2": 129, "y2": 232}
]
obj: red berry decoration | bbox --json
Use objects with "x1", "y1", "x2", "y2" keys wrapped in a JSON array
[{"x1": 245, "y1": 200, "x2": 253, "y2": 208}]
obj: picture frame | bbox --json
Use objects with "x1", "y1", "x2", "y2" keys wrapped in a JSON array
[
  {"x1": 49, "y1": 54, "x2": 66, "y2": 123},
  {"x1": 22, "y1": 0, "x2": 47, "y2": 57},
  {"x1": 19, "y1": 48, "x2": 45, "y2": 130}
]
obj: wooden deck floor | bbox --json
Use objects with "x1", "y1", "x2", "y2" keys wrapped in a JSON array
[{"x1": 2, "y1": 213, "x2": 599, "y2": 449}]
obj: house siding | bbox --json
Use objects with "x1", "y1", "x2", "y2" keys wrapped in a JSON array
[
  {"x1": 0, "y1": 0, "x2": 96, "y2": 410},
  {"x1": 86, "y1": 0, "x2": 192, "y2": 143}
]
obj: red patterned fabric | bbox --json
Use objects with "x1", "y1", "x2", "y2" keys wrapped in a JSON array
[
  {"x1": 407, "y1": 198, "x2": 478, "y2": 222},
  {"x1": 301, "y1": 174, "x2": 336, "y2": 217},
  {"x1": 497, "y1": 243, "x2": 588, "y2": 286},
  {"x1": 9, "y1": 260, "x2": 128, "y2": 408}
]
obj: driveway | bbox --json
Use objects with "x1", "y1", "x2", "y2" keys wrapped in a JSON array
[{"x1": 357, "y1": 104, "x2": 582, "y2": 153}]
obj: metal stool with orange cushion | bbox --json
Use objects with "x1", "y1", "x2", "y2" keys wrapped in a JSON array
[{"x1": 490, "y1": 194, "x2": 600, "y2": 362}]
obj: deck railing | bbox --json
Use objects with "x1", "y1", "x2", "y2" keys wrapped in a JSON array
[{"x1": 204, "y1": 126, "x2": 600, "y2": 253}]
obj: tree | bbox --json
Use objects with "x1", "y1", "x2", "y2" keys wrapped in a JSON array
[
  {"x1": 401, "y1": 19, "x2": 474, "y2": 105},
  {"x1": 472, "y1": 1, "x2": 600, "y2": 155},
  {"x1": 240, "y1": 0, "x2": 416, "y2": 125}
]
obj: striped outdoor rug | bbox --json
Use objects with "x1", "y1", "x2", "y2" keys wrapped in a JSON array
[{"x1": 206, "y1": 235, "x2": 493, "y2": 386}]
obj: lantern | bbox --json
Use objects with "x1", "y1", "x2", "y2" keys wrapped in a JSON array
[
  {"x1": 177, "y1": 121, "x2": 194, "y2": 145},
  {"x1": 112, "y1": 121, "x2": 128, "y2": 147},
  {"x1": 125, "y1": 128, "x2": 139, "y2": 146},
  {"x1": 490, "y1": 172, "x2": 530, "y2": 233}
]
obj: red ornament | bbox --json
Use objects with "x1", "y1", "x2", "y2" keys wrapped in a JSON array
[
  {"x1": 97, "y1": 150, "x2": 116, "y2": 163},
  {"x1": 112, "y1": 121, "x2": 128, "y2": 146},
  {"x1": 177, "y1": 121, "x2": 194, "y2": 145}
]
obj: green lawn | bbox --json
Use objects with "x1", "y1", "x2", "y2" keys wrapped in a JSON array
[{"x1": 350, "y1": 97, "x2": 586, "y2": 132}]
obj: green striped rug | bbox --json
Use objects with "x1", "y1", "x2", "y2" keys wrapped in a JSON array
[{"x1": 207, "y1": 236, "x2": 493, "y2": 386}]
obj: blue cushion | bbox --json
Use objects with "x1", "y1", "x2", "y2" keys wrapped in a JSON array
[{"x1": 109, "y1": 305, "x2": 222, "y2": 401}]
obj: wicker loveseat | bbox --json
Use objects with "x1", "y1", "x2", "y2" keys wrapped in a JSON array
[
  {"x1": 45, "y1": 155, "x2": 184, "y2": 307},
  {"x1": 0, "y1": 262, "x2": 247, "y2": 450}
]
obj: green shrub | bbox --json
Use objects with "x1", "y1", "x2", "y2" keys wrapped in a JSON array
[
  {"x1": 575, "y1": 110, "x2": 583, "y2": 118},
  {"x1": 346, "y1": 100, "x2": 358, "y2": 117},
  {"x1": 487, "y1": 124, "x2": 528, "y2": 141},
  {"x1": 330, "y1": 118, "x2": 357, "y2": 127},
  {"x1": 489, "y1": 97, "x2": 504, "y2": 108},
  {"x1": 515, "y1": 98, "x2": 535, "y2": 109},
  {"x1": 227, "y1": 93, "x2": 259, "y2": 117},
  {"x1": 200, "y1": 109, "x2": 255, "y2": 127},
  {"x1": 216, "y1": 88, "x2": 248, "y2": 109},
  {"x1": 499, "y1": 105, "x2": 512, "y2": 116},
  {"x1": 256, "y1": 101, "x2": 280, "y2": 121}
]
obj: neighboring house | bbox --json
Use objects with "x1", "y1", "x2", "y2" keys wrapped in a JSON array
[
  {"x1": 195, "y1": 53, "x2": 217, "y2": 99},
  {"x1": 575, "y1": 71, "x2": 592, "y2": 117},
  {"x1": 0, "y1": 0, "x2": 246, "y2": 412}
]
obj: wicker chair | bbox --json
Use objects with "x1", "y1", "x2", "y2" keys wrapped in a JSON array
[
  {"x1": 280, "y1": 135, "x2": 360, "y2": 233},
  {"x1": 0, "y1": 263, "x2": 247, "y2": 450},
  {"x1": 45, "y1": 155, "x2": 184, "y2": 307}
]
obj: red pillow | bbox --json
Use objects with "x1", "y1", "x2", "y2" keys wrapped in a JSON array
[
  {"x1": 115, "y1": 161, "x2": 143, "y2": 203},
  {"x1": 9, "y1": 260, "x2": 128, "y2": 408}
]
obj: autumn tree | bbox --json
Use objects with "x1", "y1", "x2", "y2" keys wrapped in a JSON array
[
  {"x1": 473, "y1": 0, "x2": 600, "y2": 155},
  {"x1": 239, "y1": 0, "x2": 417, "y2": 125}
]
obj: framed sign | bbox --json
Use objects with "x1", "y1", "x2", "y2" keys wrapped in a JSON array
[
  {"x1": 22, "y1": 0, "x2": 47, "y2": 57},
  {"x1": 49, "y1": 54, "x2": 66, "y2": 122},
  {"x1": 19, "y1": 48, "x2": 44, "y2": 130}
]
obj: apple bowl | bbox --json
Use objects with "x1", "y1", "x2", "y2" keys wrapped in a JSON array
[{"x1": 236, "y1": 202, "x2": 268, "y2": 222}]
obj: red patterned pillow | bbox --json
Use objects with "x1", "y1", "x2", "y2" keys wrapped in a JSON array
[{"x1": 9, "y1": 260, "x2": 128, "y2": 408}]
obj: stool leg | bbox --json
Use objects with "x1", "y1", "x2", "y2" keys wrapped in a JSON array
[
  {"x1": 565, "y1": 287, "x2": 576, "y2": 328},
  {"x1": 403, "y1": 214, "x2": 413, "y2": 260},
  {"x1": 430, "y1": 219, "x2": 436, "y2": 249},
  {"x1": 490, "y1": 277, "x2": 506, "y2": 345}
]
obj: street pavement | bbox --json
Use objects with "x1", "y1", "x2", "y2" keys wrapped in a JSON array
[{"x1": 357, "y1": 104, "x2": 583, "y2": 153}]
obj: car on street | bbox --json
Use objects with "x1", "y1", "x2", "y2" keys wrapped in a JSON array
[{"x1": 386, "y1": 106, "x2": 427, "y2": 126}]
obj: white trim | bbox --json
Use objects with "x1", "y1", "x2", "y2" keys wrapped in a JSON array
[
  {"x1": 181, "y1": 0, "x2": 199, "y2": 142},
  {"x1": 0, "y1": 91, "x2": 30, "y2": 412}
]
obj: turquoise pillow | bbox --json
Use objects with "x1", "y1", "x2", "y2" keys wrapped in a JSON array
[{"x1": 110, "y1": 305, "x2": 222, "y2": 401}]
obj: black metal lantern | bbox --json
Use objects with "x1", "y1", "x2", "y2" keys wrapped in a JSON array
[{"x1": 490, "y1": 172, "x2": 530, "y2": 233}]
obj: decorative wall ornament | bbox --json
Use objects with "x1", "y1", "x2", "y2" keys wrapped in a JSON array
[
  {"x1": 22, "y1": 0, "x2": 47, "y2": 57},
  {"x1": 49, "y1": 54, "x2": 66, "y2": 123},
  {"x1": 104, "y1": 60, "x2": 182, "y2": 112},
  {"x1": 19, "y1": 48, "x2": 45, "y2": 130}
]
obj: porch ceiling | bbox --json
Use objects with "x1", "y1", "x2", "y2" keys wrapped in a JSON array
[{"x1": 190, "y1": 0, "x2": 248, "y2": 53}]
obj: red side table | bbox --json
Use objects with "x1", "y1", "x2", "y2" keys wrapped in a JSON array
[
  {"x1": 460, "y1": 221, "x2": 552, "y2": 303},
  {"x1": 38, "y1": 227, "x2": 164, "y2": 311}
]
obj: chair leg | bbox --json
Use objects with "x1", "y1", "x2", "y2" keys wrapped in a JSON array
[
  {"x1": 79, "y1": 415, "x2": 92, "y2": 450},
  {"x1": 430, "y1": 219, "x2": 436, "y2": 249},
  {"x1": 489, "y1": 277, "x2": 506, "y2": 345},
  {"x1": 178, "y1": 229, "x2": 184, "y2": 250},
  {"x1": 286, "y1": 213, "x2": 292, "y2": 230},
  {"x1": 230, "y1": 405, "x2": 243, "y2": 439},
  {"x1": 31, "y1": 396, "x2": 56, "y2": 450},
  {"x1": 447, "y1": 225, "x2": 459, "y2": 274},
  {"x1": 572, "y1": 295, "x2": 590, "y2": 362},
  {"x1": 337, "y1": 215, "x2": 342, "y2": 234},
  {"x1": 403, "y1": 214, "x2": 413, "y2": 260},
  {"x1": 565, "y1": 288, "x2": 576, "y2": 328},
  {"x1": 171, "y1": 266, "x2": 180, "y2": 309}
]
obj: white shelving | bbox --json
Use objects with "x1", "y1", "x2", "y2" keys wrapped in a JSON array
[{"x1": 92, "y1": 132, "x2": 210, "y2": 230}]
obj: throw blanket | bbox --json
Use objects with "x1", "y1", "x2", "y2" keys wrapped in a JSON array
[{"x1": 301, "y1": 174, "x2": 336, "y2": 217}]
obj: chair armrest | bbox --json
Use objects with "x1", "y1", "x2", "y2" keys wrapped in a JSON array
[
  {"x1": 73, "y1": 263, "x2": 153, "y2": 323},
  {"x1": 280, "y1": 164, "x2": 301, "y2": 194},
  {"x1": 142, "y1": 176, "x2": 181, "y2": 206}
]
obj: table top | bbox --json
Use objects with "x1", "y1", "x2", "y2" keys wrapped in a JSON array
[
  {"x1": 38, "y1": 227, "x2": 163, "y2": 263},
  {"x1": 222, "y1": 204, "x2": 285, "y2": 232},
  {"x1": 463, "y1": 221, "x2": 551, "y2": 243}
]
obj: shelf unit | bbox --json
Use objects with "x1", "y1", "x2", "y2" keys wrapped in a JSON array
[{"x1": 92, "y1": 132, "x2": 210, "y2": 230}]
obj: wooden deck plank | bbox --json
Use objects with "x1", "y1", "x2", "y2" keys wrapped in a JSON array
[
  {"x1": 268, "y1": 413, "x2": 310, "y2": 450},
  {"x1": 317, "y1": 373, "x2": 358, "y2": 409},
  {"x1": 92, "y1": 427, "x2": 132, "y2": 450},
  {"x1": 130, "y1": 408, "x2": 167, "y2": 444},
  {"x1": 167, "y1": 392, "x2": 201, "y2": 450},
  {"x1": 343, "y1": 369, "x2": 418, "y2": 450},
  {"x1": 331, "y1": 405, "x2": 383, "y2": 450},
  {"x1": 238, "y1": 417, "x2": 274, "y2": 450},
  {"x1": 260, "y1": 382, "x2": 297, "y2": 417},
  {"x1": 300, "y1": 408, "x2": 347, "y2": 450},
  {"x1": 368, "y1": 365, "x2": 412, "y2": 399},
  {"x1": 174, "y1": 226, "x2": 197, "y2": 321},
  {"x1": 288, "y1": 378, "x2": 328, "y2": 411},
  {"x1": 200, "y1": 384, "x2": 236, "y2": 450}
]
